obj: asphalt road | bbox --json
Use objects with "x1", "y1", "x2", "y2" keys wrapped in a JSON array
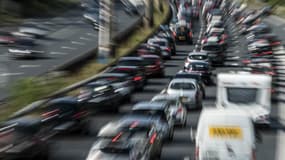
[
  {"x1": 47, "y1": 13, "x2": 284, "y2": 160},
  {"x1": 0, "y1": 2, "x2": 144, "y2": 100}
]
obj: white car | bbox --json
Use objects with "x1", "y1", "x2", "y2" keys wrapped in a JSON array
[
  {"x1": 166, "y1": 78, "x2": 203, "y2": 109},
  {"x1": 184, "y1": 51, "x2": 209, "y2": 68},
  {"x1": 151, "y1": 94, "x2": 187, "y2": 127},
  {"x1": 195, "y1": 108, "x2": 256, "y2": 160}
]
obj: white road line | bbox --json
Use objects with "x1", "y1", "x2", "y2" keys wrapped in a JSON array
[
  {"x1": 80, "y1": 37, "x2": 92, "y2": 41},
  {"x1": 276, "y1": 102, "x2": 285, "y2": 160},
  {"x1": 86, "y1": 33, "x2": 97, "y2": 37},
  {"x1": 61, "y1": 46, "x2": 77, "y2": 50},
  {"x1": 71, "y1": 41, "x2": 86, "y2": 45},
  {"x1": 0, "y1": 72, "x2": 24, "y2": 76},
  {"x1": 19, "y1": 65, "x2": 41, "y2": 68},
  {"x1": 49, "y1": 51, "x2": 68, "y2": 55}
]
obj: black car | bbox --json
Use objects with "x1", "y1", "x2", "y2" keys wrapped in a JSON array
[
  {"x1": 173, "y1": 24, "x2": 193, "y2": 44},
  {"x1": 184, "y1": 62, "x2": 212, "y2": 84},
  {"x1": 0, "y1": 117, "x2": 50, "y2": 160},
  {"x1": 41, "y1": 97, "x2": 90, "y2": 134},
  {"x1": 107, "y1": 66, "x2": 146, "y2": 91},
  {"x1": 174, "y1": 71, "x2": 206, "y2": 98},
  {"x1": 155, "y1": 31, "x2": 176, "y2": 55},
  {"x1": 201, "y1": 42, "x2": 225, "y2": 65},
  {"x1": 78, "y1": 82, "x2": 123, "y2": 112}
]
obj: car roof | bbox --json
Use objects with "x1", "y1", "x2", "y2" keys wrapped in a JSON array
[
  {"x1": 152, "y1": 94, "x2": 180, "y2": 101},
  {"x1": 119, "y1": 57, "x2": 143, "y2": 61},
  {"x1": 97, "y1": 73, "x2": 129, "y2": 78},
  {"x1": 188, "y1": 51, "x2": 208, "y2": 56},
  {"x1": 170, "y1": 78, "x2": 197, "y2": 84},
  {"x1": 141, "y1": 54, "x2": 160, "y2": 58},
  {"x1": 49, "y1": 96, "x2": 78, "y2": 105},
  {"x1": 132, "y1": 101, "x2": 168, "y2": 110}
]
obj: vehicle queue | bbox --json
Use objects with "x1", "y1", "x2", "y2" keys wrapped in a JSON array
[{"x1": 0, "y1": 0, "x2": 280, "y2": 159}]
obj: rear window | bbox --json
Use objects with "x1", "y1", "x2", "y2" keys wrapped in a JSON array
[
  {"x1": 118, "y1": 60, "x2": 141, "y2": 66},
  {"x1": 202, "y1": 45, "x2": 221, "y2": 51},
  {"x1": 143, "y1": 58, "x2": 158, "y2": 65},
  {"x1": 189, "y1": 55, "x2": 207, "y2": 60},
  {"x1": 170, "y1": 82, "x2": 195, "y2": 90},
  {"x1": 226, "y1": 88, "x2": 258, "y2": 104}
]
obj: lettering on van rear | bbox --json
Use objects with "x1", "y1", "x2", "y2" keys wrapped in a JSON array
[{"x1": 209, "y1": 126, "x2": 243, "y2": 139}]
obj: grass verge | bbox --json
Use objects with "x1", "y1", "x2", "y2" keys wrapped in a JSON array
[
  {"x1": 244, "y1": 0, "x2": 285, "y2": 18},
  {"x1": 0, "y1": 0, "x2": 170, "y2": 121}
]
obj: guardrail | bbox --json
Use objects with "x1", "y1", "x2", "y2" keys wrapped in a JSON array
[{"x1": 10, "y1": 1, "x2": 172, "y2": 119}]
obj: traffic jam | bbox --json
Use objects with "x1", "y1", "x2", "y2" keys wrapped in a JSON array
[{"x1": 0, "y1": 0, "x2": 282, "y2": 160}]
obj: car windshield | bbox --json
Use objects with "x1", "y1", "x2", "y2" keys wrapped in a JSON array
[
  {"x1": 189, "y1": 55, "x2": 207, "y2": 60},
  {"x1": 118, "y1": 60, "x2": 141, "y2": 66},
  {"x1": 170, "y1": 82, "x2": 195, "y2": 90},
  {"x1": 227, "y1": 88, "x2": 258, "y2": 104},
  {"x1": 202, "y1": 45, "x2": 221, "y2": 51}
]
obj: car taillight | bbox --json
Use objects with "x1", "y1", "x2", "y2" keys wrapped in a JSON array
[
  {"x1": 252, "y1": 149, "x2": 256, "y2": 160},
  {"x1": 189, "y1": 31, "x2": 193, "y2": 37},
  {"x1": 112, "y1": 132, "x2": 123, "y2": 142},
  {"x1": 271, "y1": 41, "x2": 281, "y2": 46},
  {"x1": 149, "y1": 132, "x2": 157, "y2": 144},
  {"x1": 177, "y1": 106, "x2": 183, "y2": 113},
  {"x1": 219, "y1": 40, "x2": 224, "y2": 44},
  {"x1": 72, "y1": 110, "x2": 88, "y2": 119},
  {"x1": 262, "y1": 51, "x2": 273, "y2": 55},
  {"x1": 41, "y1": 109, "x2": 60, "y2": 118},
  {"x1": 242, "y1": 59, "x2": 251, "y2": 64},
  {"x1": 133, "y1": 76, "x2": 142, "y2": 81},
  {"x1": 266, "y1": 71, "x2": 275, "y2": 76},
  {"x1": 195, "y1": 147, "x2": 199, "y2": 160},
  {"x1": 166, "y1": 47, "x2": 171, "y2": 52}
]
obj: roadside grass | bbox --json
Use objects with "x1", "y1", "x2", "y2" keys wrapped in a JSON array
[{"x1": 0, "y1": 1, "x2": 170, "y2": 121}]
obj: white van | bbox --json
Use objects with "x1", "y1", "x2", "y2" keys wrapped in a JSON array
[
  {"x1": 217, "y1": 72, "x2": 272, "y2": 124},
  {"x1": 195, "y1": 108, "x2": 256, "y2": 160}
]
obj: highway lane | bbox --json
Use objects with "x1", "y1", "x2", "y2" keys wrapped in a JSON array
[
  {"x1": 47, "y1": 15, "x2": 281, "y2": 160},
  {"x1": 0, "y1": 2, "x2": 144, "y2": 100}
]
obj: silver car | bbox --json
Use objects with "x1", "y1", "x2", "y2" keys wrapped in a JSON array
[
  {"x1": 166, "y1": 78, "x2": 203, "y2": 109},
  {"x1": 151, "y1": 94, "x2": 187, "y2": 127},
  {"x1": 184, "y1": 51, "x2": 209, "y2": 69}
]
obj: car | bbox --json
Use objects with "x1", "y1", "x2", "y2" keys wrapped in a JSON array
[
  {"x1": 247, "y1": 33, "x2": 281, "y2": 48},
  {"x1": 136, "y1": 43, "x2": 163, "y2": 58},
  {"x1": 184, "y1": 61, "x2": 212, "y2": 84},
  {"x1": 191, "y1": 6, "x2": 200, "y2": 19},
  {"x1": 141, "y1": 54, "x2": 165, "y2": 77},
  {"x1": 173, "y1": 21, "x2": 193, "y2": 44},
  {"x1": 107, "y1": 66, "x2": 146, "y2": 91},
  {"x1": 18, "y1": 24, "x2": 49, "y2": 38},
  {"x1": 201, "y1": 42, "x2": 224, "y2": 65},
  {"x1": 151, "y1": 94, "x2": 187, "y2": 127},
  {"x1": 117, "y1": 57, "x2": 146, "y2": 74},
  {"x1": 201, "y1": 36, "x2": 226, "y2": 50},
  {"x1": 155, "y1": 31, "x2": 176, "y2": 55},
  {"x1": 177, "y1": 6, "x2": 192, "y2": 24},
  {"x1": 174, "y1": 71, "x2": 206, "y2": 98},
  {"x1": 246, "y1": 23, "x2": 271, "y2": 35},
  {"x1": 206, "y1": 9, "x2": 223, "y2": 24},
  {"x1": 204, "y1": 28, "x2": 228, "y2": 47},
  {"x1": 166, "y1": 78, "x2": 203, "y2": 109},
  {"x1": 248, "y1": 39, "x2": 273, "y2": 56},
  {"x1": 247, "y1": 64, "x2": 275, "y2": 76},
  {"x1": 195, "y1": 108, "x2": 256, "y2": 160},
  {"x1": 0, "y1": 116, "x2": 50, "y2": 160},
  {"x1": 40, "y1": 96, "x2": 90, "y2": 134},
  {"x1": 8, "y1": 46, "x2": 45, "y2": 59},
  {"x1": 0, "y1": 31, "x2": 17, "y2": 45},
  {"x1": 97, "y1": 118, "x2": 163, "y2": 159},
  {"x1": 131, "y1": 101, "x2": 175, "y2": 140},
  {"x1": 77, "y1": 82, "x2": 123, "y2": 112},
  {"x1": 184, "y1": 51, "x2": 209, "y2": 67},
  {"x1": 147, "y1": 38, "x2": 172, "y2": 59}
]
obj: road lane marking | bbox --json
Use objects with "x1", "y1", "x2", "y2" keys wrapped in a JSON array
[
  {"x1": 19, "y1": 65, "x2": 41, "y2": 68},
  {"x1": 86, "y1": 33, "x2": 97, "y2": 37},
  {"x1": 0, "y1": 72, "x2": 24, "y2": 76},
  {"x1": 49, "y1": 51, "x2": 68, "y2": 55},
  {"x1": 71, "y1": 41, "x2": 86, "y2": 45},
  {"x1": 80, "y1": 37, "x2": 92, "y2": 41},
  {"x1": 61, "y1": 46, "x2": 77, "y2": 50}
]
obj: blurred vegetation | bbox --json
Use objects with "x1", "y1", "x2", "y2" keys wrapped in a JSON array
[
  {"x1": 1, "y1": 0, "x2": 170, "y2": 121},
  {"x1": 244, "y1": 0, "x2": 285, "y2": 18}
]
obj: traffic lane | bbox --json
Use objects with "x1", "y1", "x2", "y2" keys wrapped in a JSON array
[{"x1": 48, "y1": 44, "x2": 193, "y2": 160}]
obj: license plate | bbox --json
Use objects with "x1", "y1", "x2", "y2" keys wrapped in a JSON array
[
  {"x1": 209, "y1": 126, "x2": 243, "y2": 139},
  {"x1": 179, "y1": 36, "x2": 185, "y2": 40}
]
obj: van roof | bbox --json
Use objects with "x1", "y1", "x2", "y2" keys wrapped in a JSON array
[
  {"x1": 200, "y1": 108, "x2": 250, "y2": 118},
  {"x1": 217, "y1": 73, "x2": 271, "y2": 87}
]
